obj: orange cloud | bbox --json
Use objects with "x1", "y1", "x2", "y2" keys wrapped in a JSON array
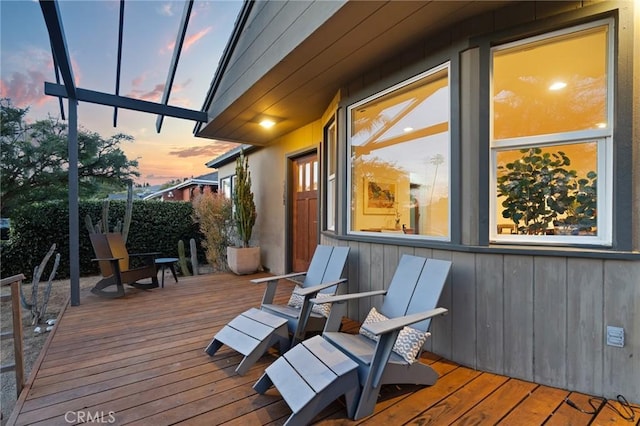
[
  {"x1": 127, "y1": 83, "x2": 165, "y2": 103},
  {"x1": 167, "y1": 27, "x2": 211, "y2": 52},
  {"x1": 1, "y1": 70, "x2": 50, "y2": 107},
  {"x1": 169, "y1": 142, "x2": 239, "y2": 159},
  {"x1": 0, "y1": 47, "x2": 61, "y2": 108},
  {"x1": 132, "y1": 73, "x2": 148, "y2": 88},
  {"x1": 126, "y1": 79, "x2": 192, "y2": 105}
]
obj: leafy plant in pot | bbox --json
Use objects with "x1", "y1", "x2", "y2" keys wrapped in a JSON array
[
  {"x1": 553, "y1": 171, "x2": 597, "y2": 235},
  {"x1": 497, "y1": 148, "x2": 597, "y2": 236},
  {"x1": 227, "y1": 149, "x2": 260, "y2": 275}
]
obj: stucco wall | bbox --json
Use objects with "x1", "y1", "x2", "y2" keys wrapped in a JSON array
[{"x1": 216, "y1": 122, "x2": 324, "y2": 274}]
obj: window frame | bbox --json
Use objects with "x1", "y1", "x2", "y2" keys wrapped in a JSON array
[
  {"x1": 346, "y1": 62, "x2": 452, "y2": 241},
  {"x1": 323, "y1": 118, "x2": 337, "y2": 232},
  {"x1": 489, "y1": 19, "x2": 614, "y2": 247},
  {"x1": 220, "y1": 176, "x2": 233, "y2": 199}
]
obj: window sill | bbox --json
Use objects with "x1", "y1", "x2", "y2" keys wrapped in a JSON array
[{"x1": 327, "y1": 232, "x2": 640, "y2": 260}]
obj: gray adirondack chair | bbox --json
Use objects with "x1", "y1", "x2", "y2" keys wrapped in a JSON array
[
  {"x1": 253, "y1": 255, "x2": 451, "y2": 424},
  {"x1": 205, "y1": 245, "x2": 350, "y2": 375},
  {"x1": 89, "y1": 233, "x2": 160, "y2": 298},
  {"x1": 251, "y1": 244, "x2": 350, "y2": 343}
]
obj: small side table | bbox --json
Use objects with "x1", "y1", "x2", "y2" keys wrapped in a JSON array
[{"x1": 155, "y1": 258, "x2": 179, "y2": 288}]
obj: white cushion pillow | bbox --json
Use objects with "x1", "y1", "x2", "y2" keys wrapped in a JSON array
[
  {"x1": 287, "y1": 285, "x2": 333, "y2": 317},
  {"x1": 359, "y1": 307, "x2": 430, "y2": 364}
]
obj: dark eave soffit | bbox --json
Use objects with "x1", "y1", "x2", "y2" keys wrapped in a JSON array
[{"x1": 196, "y1": 1, "x2": 515, "y2": 147}]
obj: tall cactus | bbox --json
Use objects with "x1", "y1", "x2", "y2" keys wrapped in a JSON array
[
  {"x1": 85, "y1": 181, "x2": 133, "y2": 243},
  {"x1": 122, "y1": 181, "x2": 133, "y2": 242},
  {"x1": 178, "y1": 239, "x2": 191, "y2": 276},
  {"x1": 233, "y1": 149, "x2": 257, "y2": 248},
  {"x1": 190, "y1": 238, "x2": 199, "y2": 276}
]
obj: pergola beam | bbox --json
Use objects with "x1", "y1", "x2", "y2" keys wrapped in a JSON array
[
  {"x1": 113, "y1": 0, "x2": 125, "y2": 127},
  {"x1": 39, "y1": 1, "x2": 77, "y2": 100},
  {"x1": 156, "y1": 0, "x2": 194, "y2": 133},
  {"x1": 45, "y1": 82, "x2": 208, "y2": 122}
]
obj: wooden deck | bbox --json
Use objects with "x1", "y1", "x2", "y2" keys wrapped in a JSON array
[{"x1": 7, "y1": 272, "x2": 634, "y2": 425}]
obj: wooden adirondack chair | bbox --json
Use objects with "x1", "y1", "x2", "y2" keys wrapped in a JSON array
[
  {"x1": 205, "y1": 245, "x2": 350, "y2": 375},
  {"x1": 89, "y1": 233, "x2": 160, "y2": 298},
  {"x1": 253, "y1": 255, "x2": 452, "y2": 424}
]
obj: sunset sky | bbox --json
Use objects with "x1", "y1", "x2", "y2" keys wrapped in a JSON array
[{"x1": 0, "y1": 0, "x2": 242, "y2": 185}]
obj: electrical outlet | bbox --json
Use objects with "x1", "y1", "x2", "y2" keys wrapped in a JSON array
[{"x1": 606, "y1": 326, "x2": 624, "y2": 347}]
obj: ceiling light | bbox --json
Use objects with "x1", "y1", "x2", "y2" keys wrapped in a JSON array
[
  {"x1": 548, "y1": 81, "x2": 567, "y2": 91},
  {"x1": 596, "y1": 122, "x2": 606, "y2": 129},
  {"x1": 403, "y1": 127, "x2": 414, "y2": 133},
  {"x1": 259, "y1": 119, "x2": 276, "y2": 129}
]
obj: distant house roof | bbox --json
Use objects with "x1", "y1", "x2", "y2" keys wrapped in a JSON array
[
  {"x1": 143, "y1": 172, "x2": 218, "y2": 200},
  {"x1": 205, "y1": 144, "x2": 259, "y2": 169}
]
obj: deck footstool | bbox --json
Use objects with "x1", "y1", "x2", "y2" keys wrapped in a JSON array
[
  {"x1": 253, "y1": 335, "x2": 361, "y2": 425},
  {"x1": 205, "y1": 308, "x2": 290, "y2": 375}
]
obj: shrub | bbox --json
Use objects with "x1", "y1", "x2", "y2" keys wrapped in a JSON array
[
  {"x1": 193, "y1": 193, "x2": 233, "y2": 272},
  {"x1": 0, "y1": 200, "x2": 204, "y2": 280}
]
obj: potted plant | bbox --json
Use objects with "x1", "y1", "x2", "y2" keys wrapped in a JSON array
[
  {"x1": 497, "y1": 148, "x2": 598, "y2": 236},
  {"x1": 497, "y1": 148, "x2": 576, "y2": 235},
  {"x1": 553, "y1": 171, "x2": 597, "y2": 235},
  {"x1": 227, "y1": 149, "x2": 260, "y2": 274}
]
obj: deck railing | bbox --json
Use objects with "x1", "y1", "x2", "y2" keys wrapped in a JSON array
[{"x1": 0, "y1": 273, "x2": 26, "y2": 396}]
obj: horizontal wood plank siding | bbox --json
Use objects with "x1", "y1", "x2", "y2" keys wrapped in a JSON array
[{"x1": 320, "y1": 236, "x2": 640, "y2": 403}]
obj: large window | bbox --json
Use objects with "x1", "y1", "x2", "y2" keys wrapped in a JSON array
[
  {"x1": 348, "y1": 64, "x2": 450, "y2": 239},
  {"x1": 490, "y1": 20, "x2": 613, "y2": 245}
]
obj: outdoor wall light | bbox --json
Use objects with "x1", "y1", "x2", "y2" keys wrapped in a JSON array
[
  {"x1": 259, "y1": 118, "x2": 276, "y2": 129},
  {"x1": 548, "y1": 81, "x2": 567, "y2": 91}
]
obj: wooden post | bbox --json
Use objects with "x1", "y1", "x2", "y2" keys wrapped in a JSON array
[
  {"x1": 11, "y1": 278, "x2": 24, "y2": 396},
  {"x1": 1, "y1": 273, "x2": 26, "y2": 396}
]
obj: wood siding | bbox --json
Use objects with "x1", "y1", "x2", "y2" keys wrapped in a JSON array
[{"x1": 321, "y1": 236, "x2": 640, "y2": 403}]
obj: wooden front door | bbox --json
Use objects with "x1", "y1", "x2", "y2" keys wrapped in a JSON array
[{"x1": 292, "y1": 153, "x2": 318, "y2": 272}]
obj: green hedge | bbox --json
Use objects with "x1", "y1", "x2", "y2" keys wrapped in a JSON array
[{"x1": 0, "y1": 200, "x2": 204, "y2": 280}]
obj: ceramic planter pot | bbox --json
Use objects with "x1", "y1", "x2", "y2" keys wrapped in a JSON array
[{"x1": 227, "y1": 246, "x2": 261, "y2": 275}]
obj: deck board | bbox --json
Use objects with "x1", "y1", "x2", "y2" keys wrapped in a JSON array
[{"x1": 6, "y1": 272, "x2": 636, "y2": 426}]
